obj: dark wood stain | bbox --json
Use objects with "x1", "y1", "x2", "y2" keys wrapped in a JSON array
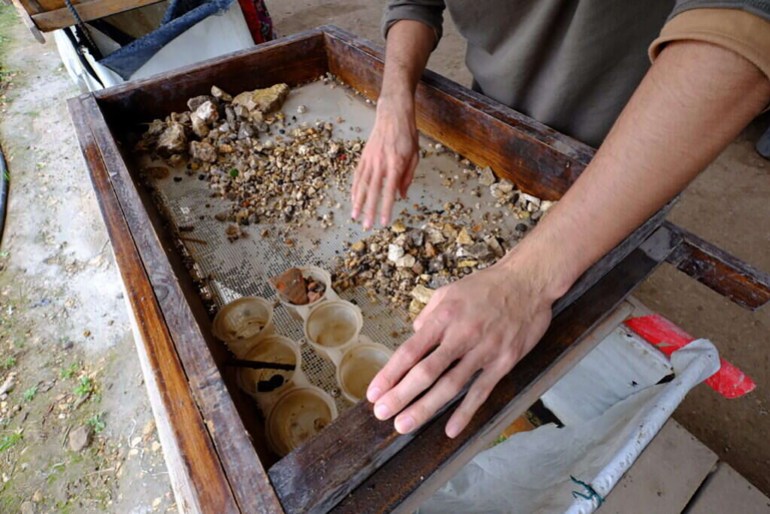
[{"x1": 665, "y1": 221, "x2": 770, "y2": 310}]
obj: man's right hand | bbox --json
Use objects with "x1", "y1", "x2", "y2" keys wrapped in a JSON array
[
  {"x1": 348, "y1": 19, "x2": 436, "y2": 229},
  {"x1": 352, "y1": 96, "x2": 419, "y2": 229}
]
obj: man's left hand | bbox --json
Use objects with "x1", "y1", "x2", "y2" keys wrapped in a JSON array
[{"x1": 366, "y1": 259, "x2": 554, "y2": 438}]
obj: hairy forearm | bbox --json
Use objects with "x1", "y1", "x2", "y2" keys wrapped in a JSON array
[
  {"x1": 503, "y1": 40, "x2": 770, "y2": 299},
  {"x1": 379, "y1": 20, "x2": 435, "y2": 105}
]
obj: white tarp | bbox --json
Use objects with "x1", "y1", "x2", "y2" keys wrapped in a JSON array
[{"x1": 420, "y1": 333, "x2": 720, "y2": 514}]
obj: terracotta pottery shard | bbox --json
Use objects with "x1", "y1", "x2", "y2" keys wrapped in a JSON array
[{"x1": 271, "y1": 268, "x2": 308, "y2": 305}]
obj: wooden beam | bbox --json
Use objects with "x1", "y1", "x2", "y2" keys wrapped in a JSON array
[
  {"x1": 30, "y1": 0, "x2": 165, "y2": 32},
  {"x1": 601, "y1": 420, "x2": 717, "y2": 513},
  {"x1": 79, "y1": 95, "x2": 284, "y2": 514},
  {"x1": 10, "y1": 0, "x2": 45, "y2": 43},
  {"x1": 665, "y1": 221, "x2": 770, "y2": 310},
  {"x1": 68, "y1": 96, "x2": 239, "y2": 514}
]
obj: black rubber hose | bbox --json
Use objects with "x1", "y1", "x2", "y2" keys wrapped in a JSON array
[{"x1": 0, "y1": 143, "x2": 8, "y2": 245}]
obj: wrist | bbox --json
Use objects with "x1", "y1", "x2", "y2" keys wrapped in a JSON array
[
  {"x1": 376, "y1": 90, "x2": 415, "y2": 116},
  {"x1": 498, "y1": 233, "x2": 579, "y2": 305}
]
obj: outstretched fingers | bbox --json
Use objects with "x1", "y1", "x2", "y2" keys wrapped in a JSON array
[
  {"x1": 351, "y1": 160, "x2": 371, "y2": 221},
  {"x1": 363, "y1": 165, "x2": 385, "y2": 230},
  {"x1": 367, "y1": 317, "x2": 444, "y2": 404},
  {"x1": 392, "y1": 348, "x2": 482, "y2": 434},
  {"x1": 444, "y1": 360, "x2": 512, "y2": 438}
]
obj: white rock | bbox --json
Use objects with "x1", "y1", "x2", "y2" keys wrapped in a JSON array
[
  {"x1": 387, "y1": 244, "x2": 405, "y2": 263},
  {"x1": 395, "y1": 254, "x2": 416, "y2": 269},
  {"x1": 541, "y1": 200, "x2": 556, "y2": 212},
  {"x1": 410, "y1": 285, "x2": 435, "y2": 304},
  {"x1": 490, "y1": 180, "x2": 514, "y2": 200}
]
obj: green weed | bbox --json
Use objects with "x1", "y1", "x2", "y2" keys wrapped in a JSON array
[
  {"x1": 60, "y1": 362, "x2": 78, "y2": 379},
  {"x1": 0, "y1": 432, "x2": 22, "y2": 452},
  {"x1": 74, "y1": 376, "x2": 94, "y2": 397},
  {"x1": 86, "y1": 413, "x2": 106, "y2": 434},
  {"x1": 22, "y1": 385, "x2": 37, "y2": 402},
  {"x1": 0, "y1": 356, "x2": 15, "y2": 369}
]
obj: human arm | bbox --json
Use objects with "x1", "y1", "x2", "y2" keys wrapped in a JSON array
[
  {"x1": 350, "y1": 19, "x2": 435, "y2": 229},
  {"x1": 366, "y1": 39, "x2": 770, "y2": 437}
]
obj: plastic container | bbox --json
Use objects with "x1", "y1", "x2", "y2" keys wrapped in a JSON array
[
  {"x1": 212, "y1": 296, "x2": 274, "y2": 357},
  {"x1": 275, "y1": 266, "x2": 337, "y2": 320},
  {"x1": 237, "y1": 335, "x2": 302, "y2": 401},
  {"x1": 336, "y1": 341, "x2": 393, "y2": 403},
  {"x1": 303, "y1": 300, "x2": 363, "y2": 363},
  {"x1": 265, "y1": 386, "x2": 338, "y2": 457}
]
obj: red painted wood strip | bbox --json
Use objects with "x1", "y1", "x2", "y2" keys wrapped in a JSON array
[{"x1": 625, "y1": 314, "x2": 755, "y2": 399}]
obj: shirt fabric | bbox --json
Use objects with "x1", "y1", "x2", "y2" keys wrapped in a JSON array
[{"x1": 383, "y1": 1, "x2": 770, "y2": 148}]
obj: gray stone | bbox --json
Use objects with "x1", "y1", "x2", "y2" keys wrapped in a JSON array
[
  {"x1": 68, "y1": 425, "x2": 92, "y2": 452},
  {"x1": 478, "y1": 166, "x2": 496, "y2": 186}
]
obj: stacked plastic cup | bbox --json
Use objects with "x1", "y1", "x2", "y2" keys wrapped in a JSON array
[{"x1": 212, "y1": 265, "x2": 393, "y2": 456}]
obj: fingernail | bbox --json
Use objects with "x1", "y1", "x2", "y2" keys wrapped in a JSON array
[
  {"x1": 374, "y1": 403, "x2": 391, "y2": 420},
  {"x1": 445, "y1": 423, "x2": 460, "y2": 439},
  {"x1": 395, "y1": 415, "x2": 415, "y2": 434},
  {"x1": 367, "y1": 386, "x2": 382, "y2": 402}
]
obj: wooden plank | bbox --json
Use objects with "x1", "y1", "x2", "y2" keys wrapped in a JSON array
[
  {"x1": 68, "y1": 96, "x2": 238, "y2": 514},
  {"x1": 687, "y1": 463, "x2": 770, "y2": 514},
  {"x1": 270, "y1": 226, "x2": 679, "y2": 514},
  {"x1": 29, "y1": 0, "x2": 165, "y2": 32},
  {"x1": 333, "y1": 226, "x2": 678, "y2": 514},
  {"x1": 601, "y1": 420, "x2": 717, "y2": 514},
  {"x1": 322, "y1": 26, "x2": 595, "y2": 201},
  {"x1": 9, "y1": 0, "x2": 45, "y2": 43},
  {"x1": 95, "y1": 29, "x2": 329, "y2": 127},
  {"x1": 665, "y1": 221, "x2": 770, "y2": 311},
  {"x1": 77, "y1": 95, "x2": 284, "y2": 514}
]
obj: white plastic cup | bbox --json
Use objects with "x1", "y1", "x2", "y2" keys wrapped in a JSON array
[
  {"x1": 212, "y1": 297, "x2": 275, "y2": 357},
  {"x1": 336, "y1": 341, "x2": 393, "y2": 403},
  {"x1": 265, "y1": 386, "x2": 338, "y2": 457},
  {"x1": 236, "y1": 335, "x2": 301, "y2": 400},
  {"x1": 303, "y1": 300, "x2": 363, "y2": 363}
]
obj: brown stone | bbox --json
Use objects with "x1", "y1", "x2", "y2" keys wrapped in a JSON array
[{"x1": 232, "y1": 83, "x2": 290, "y2": 114}]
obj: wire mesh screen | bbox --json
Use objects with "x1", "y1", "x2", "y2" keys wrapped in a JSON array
[{"x1": 142, "y1": 80, "x2": 528, "y2": 415}]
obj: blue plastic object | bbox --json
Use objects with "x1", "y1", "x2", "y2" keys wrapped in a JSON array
[{"x1": 99, "y1": 0, "x2": 234, "y2": 79}]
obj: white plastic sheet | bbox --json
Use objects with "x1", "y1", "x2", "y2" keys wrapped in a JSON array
[
  {"x1": 54, "y1": 1, "x2": 252, "y2": 91},
  {"x1": 419, "y1": 336, "x2": 720, "y2": 514}
]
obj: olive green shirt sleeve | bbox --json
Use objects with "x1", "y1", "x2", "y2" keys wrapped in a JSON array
[
  {"x1": 382, "y1": 0, "x2": 446, "y2": 47},
  {"x1": 649, "y1": 7, "x2": 770, "y2": 80}
]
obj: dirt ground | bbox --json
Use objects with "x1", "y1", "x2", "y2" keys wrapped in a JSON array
[
  {"x1": 0, "y1": 5, "x2": 174, "y2": 513},
  {"x1": 0, "y1": 2, "x2": 767, "y2": 512}
]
